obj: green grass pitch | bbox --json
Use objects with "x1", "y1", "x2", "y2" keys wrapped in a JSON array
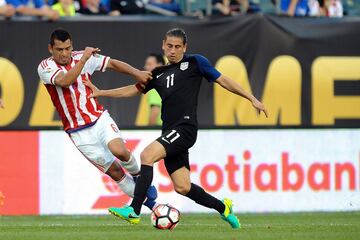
[{"x1": 1, "y1": 212, "x2": 359, "y2": 240}]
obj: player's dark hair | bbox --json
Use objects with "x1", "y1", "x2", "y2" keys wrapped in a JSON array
[
  {"x1": 165, "y1": 28, "x2": 187, "y2": 45},
  {"x1": 50, "y1": 28, "x2": 72, "y2": 46},
  {"x1": 149, "y1": 53, "x2": 165, "y2": 65}
]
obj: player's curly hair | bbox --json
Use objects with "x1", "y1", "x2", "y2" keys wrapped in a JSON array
[
  {"x1": 50, "y1": 28, "x2": 72, "y2": 46},
  {"x1": 165, "y1": 28, "x2": 187, "y2": 45}
]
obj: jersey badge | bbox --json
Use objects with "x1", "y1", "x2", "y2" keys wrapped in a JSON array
[{"x1": 180, "y1": 62, "x2": 189, "y2": 71}]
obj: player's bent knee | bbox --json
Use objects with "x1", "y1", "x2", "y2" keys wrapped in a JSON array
[
  {"x1": 106, "y1": 163, "x2": 125, "y2": 181},
  {"x1": 140, "y1": 150, "x2": 155, "y2": 165},
  {"x1": 174, "y1": 185, "x2": 191, "y2": 195},
  {"x1": 113, "y1": 148, "x2": 130, "y2": 162}
]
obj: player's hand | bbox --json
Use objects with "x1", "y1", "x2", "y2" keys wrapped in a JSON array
[
  {"x1": 80, "y1": 47, "x2": 101, "y2": 63},
  {"x1": 252, "y1": 98, "x2": 268, "y2": 118},
  {"x1": 135, "y1": 70, "x2": 152, "y2": 84},
  {"x1": 82, "y1": 78, "x2": 100, "y2": 98}
]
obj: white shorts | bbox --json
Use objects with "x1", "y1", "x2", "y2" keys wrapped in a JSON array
[{"x1": 69, "y1": 111, "x2": 123, "y2": 172}]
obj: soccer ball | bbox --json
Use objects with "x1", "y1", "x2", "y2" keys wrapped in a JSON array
[{"x1": 150, "y1": 204, "x2": 180, "y2": 230}]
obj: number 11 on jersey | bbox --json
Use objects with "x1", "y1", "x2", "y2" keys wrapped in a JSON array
[
  {"x1": 166, "y1": 74, "x2": 174, "y2": 88},
  {"x1": 162, "y1": 129, "x2": 180, "y2": 144}
]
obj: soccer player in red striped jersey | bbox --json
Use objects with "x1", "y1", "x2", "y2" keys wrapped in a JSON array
[{"x1": 38, "y1": 28, "x2": 158, "y2": 210}]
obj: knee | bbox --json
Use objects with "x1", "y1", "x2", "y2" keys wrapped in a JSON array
[
  {"x1": 174, "y1": 184, "x2": 191, "y2": 196},
  {"x1": 113, "y1": 148, "x2": 130, "y2": 162},
  {"x1": 106, "y1": 164, "x2": 124, "y2": 181},
  {"x1": 140, "y1": 149, "x2": 155, "y2": 165}
]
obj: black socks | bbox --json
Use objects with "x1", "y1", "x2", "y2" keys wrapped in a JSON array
[
  {"x1": 130, "y1": 165, "x2": 153, "y2": 215},
  {"x1": 130, "y1": 168, "x2": 225, "y2": 215},
  {"x1": 185, "y1": 183, "x2": 225, "y2": 214}
]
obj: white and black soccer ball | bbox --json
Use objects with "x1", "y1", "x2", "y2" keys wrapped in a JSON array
[{"x1": 150, "y1": 204, "x2": 180, "y2": 230}]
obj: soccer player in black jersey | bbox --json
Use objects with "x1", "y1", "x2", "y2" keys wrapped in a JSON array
[{"x1": 84, "y1": 28, "x2": 268, "y2": 229}]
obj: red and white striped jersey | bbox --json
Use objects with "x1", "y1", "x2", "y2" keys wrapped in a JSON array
[{"x1": 38, "y1": 51, "x2": 110, "y2": 132}]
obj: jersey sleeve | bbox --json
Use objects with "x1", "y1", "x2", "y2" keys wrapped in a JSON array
[
  {"x1": 142, "y1": 68, "x2": 159, "y2": 94},
  {"x1": 85, "y1": 53, "x2": 110, "y2": 74},
  {"x1": 194, "y1": 54, "x2": 221, "y2": 82},
  {"x1": 143, "y1": 80, "x2": 154, "y2": 94},
  {"x1": 37, "y1": 61, "x2": 63, "y2": 85}
]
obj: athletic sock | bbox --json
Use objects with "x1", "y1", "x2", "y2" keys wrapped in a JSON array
[
  {"x1": 185, "y1": 183, "x2": 225, "y2": 214},
  {"x1": 116, "y1": 173, "x2": 135, "y2": 197},
  {"x1": 119, "y1": 153, "x2": 140, "y2": 176},
  {"x1": 130, "y1": 165, "x2": 153, "y2": 215}
]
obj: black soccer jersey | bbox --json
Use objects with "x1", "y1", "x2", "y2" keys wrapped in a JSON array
[{"x1": 143, "y1": 54, "x2": 221, "y2": 131}]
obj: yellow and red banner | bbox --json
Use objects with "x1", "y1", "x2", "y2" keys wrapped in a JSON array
[{"x1": 0, "y1": 15, "x2": 359, "y2": 129}]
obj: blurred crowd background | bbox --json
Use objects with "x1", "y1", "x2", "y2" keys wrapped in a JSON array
[{"x1": 1, "y1": 0, "x2": 359, "y2": 20}]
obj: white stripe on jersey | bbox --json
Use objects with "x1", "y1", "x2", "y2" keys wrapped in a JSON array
[
  {"x1": 84, "y1": 74, "x2": 103, "y2": 115},
  {"x1": 56, "y1": 84, "x2": 75, "y2": 129},
  {"x1": 90, "y1": 97, "x2": 103, "y2": 114},
  {"x1": 69, "y1": 84, "x2": 86, "y2": 126},
  {"x1": 68, "y1": 60, "x2": 86, "y2": 126},
  {"x1": 77, "y1": 76, "x2": 98, "y2": 122}
]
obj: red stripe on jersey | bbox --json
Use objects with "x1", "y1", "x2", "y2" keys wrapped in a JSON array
[
  {"x1": 93, "y1": 97, "x2": 104, "y2": 113},
  {"x1": 62, "y1": 87, "x2": 78, "y2": 129},
  {"x1": 40, "y1": 57, "x2": 52, "y2": 69},
  {"x1": 87, "y1": 73, "x2": 104, "y2": 113},
  {"x1": 63, "y1": 62, "x2": 79, "y2": 129},
  {"x1": 71, "y1": 71, "x2": 92, "y2": 124},
  {"x1": 82, "y1": 73, "x2": 104, "y2": 116},
  {"x1": 99, "y1": 57, "x2": 108, "y2": 72},
  {"x1": 50, "y1": 69, "x2": 61, "y2": 85},
  {"x1": 45, "y1": 84, "x2": 71, "y2": 131}
]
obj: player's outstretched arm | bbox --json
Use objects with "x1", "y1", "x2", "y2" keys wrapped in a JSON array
[
  {"x1": 54, "y1": 47, "x2": 100, "y2": 88},
  {"x1": 107, "y1": 59, "x2": 152, "y2": 84},
  {"x1": 215, "y1": 75, "x2": 269, "y2": 117},
  {"x1": 83, "y1": 78, "x2": 141, "y2": 98}
]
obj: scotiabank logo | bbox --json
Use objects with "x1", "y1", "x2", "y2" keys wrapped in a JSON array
[
  {"x1": 158, "y1": 150, "x2": 359, "y2": 192},
  {"x1": 92, "y1": 139, "x2": 140, "y2": 209}
]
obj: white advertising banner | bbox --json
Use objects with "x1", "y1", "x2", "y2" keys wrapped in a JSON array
[{"x1": 39, "y1": 129, "x2": 360, "y2": 214}]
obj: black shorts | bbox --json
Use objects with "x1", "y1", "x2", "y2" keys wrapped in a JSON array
[{"x1": 156, "y1": 125, "x2": 197, "y2": 175}]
